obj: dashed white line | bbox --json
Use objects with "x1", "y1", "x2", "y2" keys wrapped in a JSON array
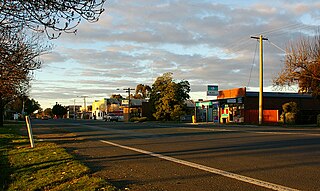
[{"x1": 100, "y1": 139, "x2": 299, "y2": 191}]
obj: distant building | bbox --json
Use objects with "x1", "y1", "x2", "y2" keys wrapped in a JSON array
[
  {"x1": 121, "y1": 99, "x2": 148, "y2": 121},
  {"x1": 66, "y1": 105, "x2": 82, "y2": 119},
  {"x1": 79, "y1": 105, "x2": 92, "y2": 119},
  {"x1": 91, "y1": 98, "x2": 121, "y2": 120}
]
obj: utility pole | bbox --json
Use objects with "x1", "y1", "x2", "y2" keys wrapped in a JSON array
[
  {"x1": 78, "y1": 96, "x2": 88, "y2": 119},
  {"x1": 251, "y1": 35, "x2": 268, "y2": 125},
  {"x1": 73, "y1": 99, "x2": 76, "y2": 120},
  {"x1": 123, "y1": 88, "x2": 135, "y2": 120}
]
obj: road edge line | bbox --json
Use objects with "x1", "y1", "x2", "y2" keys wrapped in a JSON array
[{"x1": 99, "y1": 139, "x2": 299, "y2": 191}]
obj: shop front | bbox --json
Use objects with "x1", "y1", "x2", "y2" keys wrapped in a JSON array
[
  {"x1": 218, "y1": 97, "x2": 245, "y2": 123},
  {"x1": 195, "y1": 100, "x2": 219, "y2": 123}
]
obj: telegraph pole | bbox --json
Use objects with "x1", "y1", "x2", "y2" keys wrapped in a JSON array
[
  {"x1": 78, "y1": 96, "x2": 88, "y2": 119},
  {"x1": 251, "y1": 35, "x2": 268, "y2": 125},
  {"x1": 123, "y1": 88, "x2": 135, "y2": 119},
  {"x1": 73, "y1": 99, "x2": 76, "y2": 120}
]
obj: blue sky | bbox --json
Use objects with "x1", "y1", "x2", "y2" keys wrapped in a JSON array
[{"x1": 30, "y1": 0, "x2": 320, "y2": 109}]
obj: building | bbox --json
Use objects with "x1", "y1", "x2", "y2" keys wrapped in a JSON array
[
  {"x1": 121, "y1": 99, "x2": 148, "y2": 121},
  {"x1": 79, "y1": 105, "x2": 92, "y2": 119},
  {"x1": 91, "y1": 98, "x2": 121, "y2": 120},
  {"x1": 195, "y1": 87, "x2": 320, "y2": 124},
  {"x1": 195, "y1": 100, "x2": 219, "y2": 123},
  {"x1": 66, "y1": 105, "x2": 82, "y2": 119}
]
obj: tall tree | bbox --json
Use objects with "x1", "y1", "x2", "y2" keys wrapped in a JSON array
[
  {"x1": 110, "y1": 94, "x2": 123, "y2": 100},
  {"x1": 52, "y1": 103, "x2": 67, "y2": 118},
  {"x1": 134, "y1": 84, "x2": 151, "y2": 99},
  {"x1": 6, "y1": 96, "x2": 41, "y2": 115},
  {"x1": 23, "y1": 98, "x2": 41, "y2": 115},
  {"x1": 273, "y1": 34, "x2": 320, "y2": 99},
  {"x1": 0, "y1": 0, "x2": 106, "y2": 39},
  {"x1": 0, "y1": 29, "x2": 49, "y2": 127},
  {"x1": 150, "y1": 73, "x2": 190, "y2": 121}
]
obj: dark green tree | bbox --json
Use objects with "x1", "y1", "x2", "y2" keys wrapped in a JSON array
[
  {"x1": 52, "y1": 103, "x2": 67, "y2": 118},
  {"x1": 150, "y1": 72, "x2": 190, "y2": 121},
  {"x1": 6, "y1": 96, "x2": 41, "y2": 115},
  {"x1": 24, "y1": 98, "x2": 41, "y2": 115}
]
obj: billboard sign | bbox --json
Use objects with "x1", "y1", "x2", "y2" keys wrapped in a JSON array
[{"x1": 207, "y1": 85, "x2": 218, "y2": 96}]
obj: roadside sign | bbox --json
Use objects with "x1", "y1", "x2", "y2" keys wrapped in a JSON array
[
  {"x1": 207, "y1": 85, "x2": 218, "y2": 96},
  {"x1": 122, "y1": 100, "x2": 129, "y2": 105}
]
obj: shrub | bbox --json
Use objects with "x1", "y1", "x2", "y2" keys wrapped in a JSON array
[
  {"x1": 281, "y1": 102, "x2": 299, "y2": 124},
  {"x1": 130, "y1": 117, "x2": 148, "y2": 122}
]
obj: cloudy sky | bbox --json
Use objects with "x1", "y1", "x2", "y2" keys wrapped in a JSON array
[{"x1": 30, "y1": 0, "x2": 320, "y2": 109}]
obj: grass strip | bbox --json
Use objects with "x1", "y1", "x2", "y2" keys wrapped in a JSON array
[{"x1": 0, "y1": 123, "x2": 117, "y2": 191}]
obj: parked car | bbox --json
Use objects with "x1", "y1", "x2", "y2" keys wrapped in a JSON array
[
  {"x1": 117, "y1": 115, "x2": 124, "y2": 122},
  {"x1": 104, "y1": 113, "x2": 118, "y2": 122}
]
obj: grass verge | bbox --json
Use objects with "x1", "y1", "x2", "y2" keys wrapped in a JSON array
[{"x1": 0, "y1": 123, "x2": 117, "y2": 191}]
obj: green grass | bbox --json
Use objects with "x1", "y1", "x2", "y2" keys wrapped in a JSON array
[{"x1": 0, "y1": 123, "x2": 117, "y2": 191}]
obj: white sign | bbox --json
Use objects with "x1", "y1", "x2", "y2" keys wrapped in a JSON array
[
  {"x1": 122, "y1": 100, "x2": 129, "y2": 105},
  {"x1": 207, "y1": 85, "x2": 218, "y2": 96},
  {"x1": 227, "y1": 99, "x2": 237, "y2": 104}
]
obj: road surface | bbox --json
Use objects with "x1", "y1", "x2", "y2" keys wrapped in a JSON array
[{"x1": 29, "y1": 120, "x2": 320, "y2": 191}]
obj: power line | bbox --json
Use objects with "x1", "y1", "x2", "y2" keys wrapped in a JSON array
[
  {"x1": 247, "y1": 40, "x2": 259, "y2": 88},
  {"x1": 267, "y1": 40, "x2": 286, "y2": 53},
  {"x1": 251, "y1": 18, "x2": 320, "y2": 37}
]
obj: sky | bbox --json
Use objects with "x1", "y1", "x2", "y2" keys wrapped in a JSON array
[{"x1": 29, "y1": 0, "x2": 320, "y2": 109}]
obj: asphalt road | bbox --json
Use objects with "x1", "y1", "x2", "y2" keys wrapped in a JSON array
[{"x1": 29, "y1": 119, "x2": 320, "y2": 191}]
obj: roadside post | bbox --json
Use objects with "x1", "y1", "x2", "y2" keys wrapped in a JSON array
[{"x1": 25, "y1": 116, "x2": 35, "y2": 148}]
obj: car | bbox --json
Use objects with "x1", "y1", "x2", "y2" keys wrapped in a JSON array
[
  {"x1": 117, "y1": 115, "x2": 124, "y2": 122},
  {"x1": 104, "y1": 113, "x2": 118, "y2": 122}
]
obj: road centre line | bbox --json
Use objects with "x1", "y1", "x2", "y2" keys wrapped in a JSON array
[{"x1": 100, "y1": 139, "x2": 299, "y2": 191}]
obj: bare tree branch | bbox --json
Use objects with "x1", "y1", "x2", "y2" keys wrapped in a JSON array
[
  {"x1": 0, "y1": 0, "x2": 106, "y2": 39},
  {"x1": 274, "y1": 33, "x2": 320, "y2": 99}
]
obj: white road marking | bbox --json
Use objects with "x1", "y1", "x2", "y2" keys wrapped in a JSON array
[
  {"x1": 180, "y1": 127, "x2": 320, "y2": 137},
  {"x1": 249, "y1": 131, "x2": 320, "y2": 136},
  {"x1": 100, "y1": 139, "x2": 299, "y2": 191}
]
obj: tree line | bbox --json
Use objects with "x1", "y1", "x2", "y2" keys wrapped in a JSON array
[{"x1": 29, "y1": 72, "x2": 190, "y2": 121}]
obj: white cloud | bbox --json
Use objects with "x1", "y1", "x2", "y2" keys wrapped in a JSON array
[{"x1": 30, "y1": 0, "x2": 320, "y2": 109}]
